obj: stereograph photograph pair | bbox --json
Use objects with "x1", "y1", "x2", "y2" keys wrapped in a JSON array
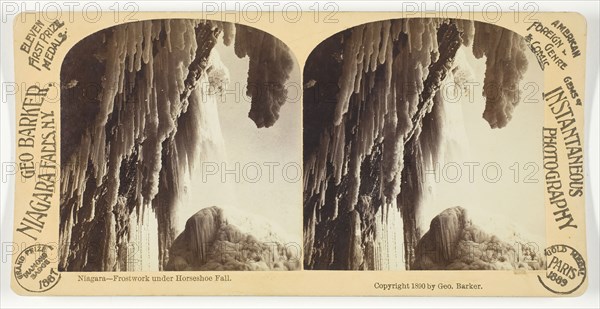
[{"x1": 9, "y1": 10, "x2": 589, "y2": 296}]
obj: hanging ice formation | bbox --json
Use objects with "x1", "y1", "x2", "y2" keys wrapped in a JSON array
[
  {"x1": 59, "y1": 19, "x2": 294, "y2": 271},
  {"x1": 303, "y1": 18, "x2": 530, "y2": 270}
]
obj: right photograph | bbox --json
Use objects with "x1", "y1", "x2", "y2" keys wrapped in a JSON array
[{"x1": 303, "y1": 18, "x2": 546, "y2": 271}]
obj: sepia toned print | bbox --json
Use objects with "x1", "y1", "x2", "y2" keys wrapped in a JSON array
[
  {"x1": 9, "y1": 11, "x2": 588, "y2": 296},
  {"x1": 303, "y1": 18, "x2": 545, "y2": 271},
  {"x1": 58, "y1": 19, "x2": 301, "y2": 272}
]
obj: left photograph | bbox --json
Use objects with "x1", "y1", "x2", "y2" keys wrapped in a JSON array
[{"x1": 58, "y1": 19, "x2": 302, "y2": 272}]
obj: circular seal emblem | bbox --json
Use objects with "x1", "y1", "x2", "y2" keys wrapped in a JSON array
[
  {"x1": 13, "y1": 244, "x2": 61, "y2": 293},
  {"x1": 538, "y1": 244, "x2": 586, "y2": 295}
]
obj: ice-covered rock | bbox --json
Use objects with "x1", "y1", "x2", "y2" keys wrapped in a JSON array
[
  {"x1": 166, "y1": 207, "x2": 300, "y2": 271},
  {"x1": 412, "y1": 207, "x2": 544, "y2": 270}
]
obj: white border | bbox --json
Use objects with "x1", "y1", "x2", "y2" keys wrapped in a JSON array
[{"x1": 1, "y1": 1, "x2": 598, "y2": 308}]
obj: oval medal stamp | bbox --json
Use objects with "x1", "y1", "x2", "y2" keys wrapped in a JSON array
[
  {"x1": 13, "y1": 244, "x2": 61, "y2": 293},
  {"x1": 538, "y1": 244, "x2": 586, "y2": 295}
]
